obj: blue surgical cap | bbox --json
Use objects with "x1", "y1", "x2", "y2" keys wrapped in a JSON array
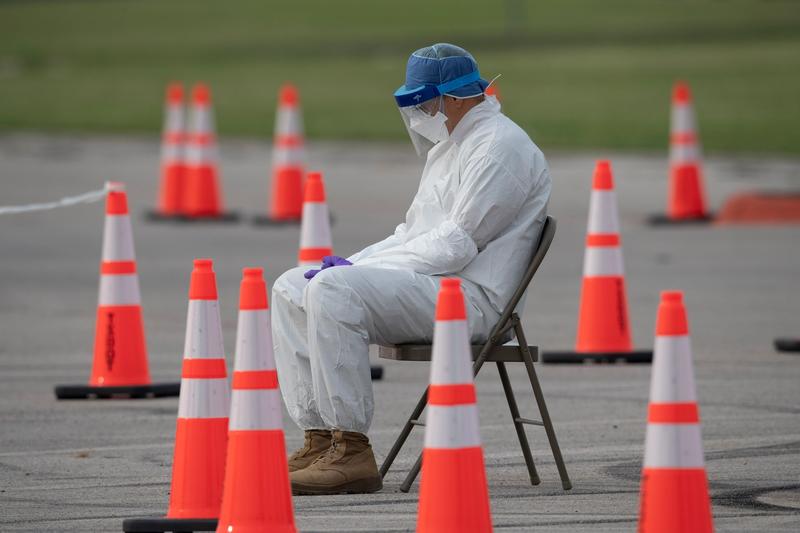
[{"x1": 394, "y1": 43, "x2": 489, "y2": 107}]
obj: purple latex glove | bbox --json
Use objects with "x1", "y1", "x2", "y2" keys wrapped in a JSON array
[
  {"x1": 322, "y1": 255, "x2": 353, "y2": 268},
  {"x1": 303, "y1": 269, "x2": 321, "y2": 280},
  {"x1": 304, "y1": 255, "x2": 352, "y2": 280}
]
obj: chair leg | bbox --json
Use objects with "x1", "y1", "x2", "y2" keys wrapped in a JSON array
[
  {"x1": 515, "y1": 323, "x2": 573, "y2": 491},
  {"x1": 400, "y1": 452, "x2": 423, "y2": 493},
  {"x1": 496, "y1": 361, "x2": 541, "y2": 486},
  {"x1": 380, "y1": 387, "x2": 428, "y2": 479}
]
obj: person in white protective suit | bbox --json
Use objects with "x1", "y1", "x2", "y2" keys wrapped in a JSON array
[{"x1": 272, "y1": 43, "x2": 552, "y2": 495}]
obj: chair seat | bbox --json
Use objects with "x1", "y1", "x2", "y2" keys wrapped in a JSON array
[{"x1": 378, "y1": 343, "x2": 538, "y2": 363}]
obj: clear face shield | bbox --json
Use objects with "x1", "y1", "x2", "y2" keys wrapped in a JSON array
[
  {"x1": 398, "y1": 96, "x2": 448, "y2": 158},
  {"x1": 394, "y1": 69, "x2": 488, "y2": 157}
]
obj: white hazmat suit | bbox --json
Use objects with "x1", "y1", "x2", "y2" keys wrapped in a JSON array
[{"x1": 272, "y1": 96, "x2": 551, "y2": 434}]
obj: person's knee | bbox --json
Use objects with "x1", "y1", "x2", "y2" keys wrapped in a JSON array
[
  {"x1": 305, "y1": 268, "x2": 338, "y2": 302},
  {"x1": 305, "y1": 267, "x2": 358, "y2": 315},
  {"x1": 273, "y1": 266, "x2": 308, "y2": 307}
]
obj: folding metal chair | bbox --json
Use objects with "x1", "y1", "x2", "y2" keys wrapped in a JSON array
[{"x1": 378, "y1": 215, "x2": 572, "y2": 492}]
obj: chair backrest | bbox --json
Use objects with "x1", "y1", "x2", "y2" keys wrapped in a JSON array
[{"x1": 489, "y1": 215, "x2": 556, "y2": 337}]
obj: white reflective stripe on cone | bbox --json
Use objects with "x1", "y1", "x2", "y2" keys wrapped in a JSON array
[
  {"x1": 234, "y1": 310, "x2": 275, "y2": 371},
  {"x1": 161, "y1": 143, "x2": 183, "y2": 164},
  {"x1": 298, "y1": 259, "x2": 323, "y2": 267},
  {"x1": 643, "y1": 423, "x2": 705, "y2": 468},
  {"x1": 184, "y1": 300, "x2": 225, "y2": 359},
  {"x1": 98, "y1": 274, "x2": 141, "y2": 306},
  {"x1": 430, "y1": 321, "x2": 472, "y2": 385},
  {"x1": 191, "y1": 107, "x2": 214, "y2": 135},
  {"x1": 165, "y1": 105, "x2": 184, "y2": 133},
  {"x1": 102, "y1": 216, "x2": 135, "y2": 261},
  {"x1": 300, "y1": 203, "x2": 332, "y2": 248},
  {"x1": 650, "y1": 336, "x2": 697, "y2": 403},
  {"x1": 272, "y1": 147, "x2": 304, "y2": 168},
  {"x1": 424, "y1": 404, "x2": 481, "y2": 449},
  {"x1": 670, "y1": 143, "x2": 701, "y2": 164},
  {"x1": 185, "y1": 144, "x2": 216, "y2": 166},
  {"x1": 229, "y1": 389, "x2": 283, "y2": 430},
  {"x1": 583, "y1": 246, "x2": 624, "y2": 277},
  {"x1": 671, "y1": 104, "x2": 697, "y2": 134},
  {"x1": 275, "y1": 108, "x2": 303, "y2": 137},
  {"x1": 185, "y1": 143, "x2": 202, "y2": 165},
  {"x1": 178, "y1": 378, "x2": 230, "y2": 419},
  {"x1": 587, "y1": 191, "x2": 620, "y2": 234}
]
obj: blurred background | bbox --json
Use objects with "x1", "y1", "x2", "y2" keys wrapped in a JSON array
[{"x1": 1, "y1": 0, "x2": 799, "y2": 153}]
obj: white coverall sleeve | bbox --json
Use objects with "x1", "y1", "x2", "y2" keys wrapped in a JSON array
[
  {"x1": 346, "y1": 223, "x2": 408, "y2": 263},
  {"x1": 357, "y1": 155, "x2": 529, "y2": 275}
]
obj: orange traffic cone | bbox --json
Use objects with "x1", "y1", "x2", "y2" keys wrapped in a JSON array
[
  {"x1": 542, "y1": 161, "x2": 652, "y2": 364},
  {"x1": 650, "y1": 81, "x2": 711, "y2": 225},
  {"x1": 216, "y1": 267, "x2": 297, "y2": 533},
  {"x1": 254, "y1": 83, "x2": 305, "y2": 225},
  {"x1": 485, "y1": 81, "x2": 501, "y2": 102},
  {"x1": 638, "y1": 291, "x2": 714, "y2": 532},
  {"x1": 148, "y1": 82, "x2": 187, "y2": 220},
  {"x1": 416, "y1": 278, "x2": 493, "y2": 533},
  {"x1": 298, "y1": 171, "x2": 333, "y2": 267},
  {"x1": 183, "y1": 83, "x2": 238, "y2": 222},
  {"x1": 55, "y1": 182, "x2": 180, "y2": 400},
  {"x1": 123, "y1": 259, "x2": 229, "y2": 533}
]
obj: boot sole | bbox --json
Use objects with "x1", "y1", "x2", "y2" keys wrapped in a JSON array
[{"x1": 292, "y1": 476, "x2": 383, "y2": 495}]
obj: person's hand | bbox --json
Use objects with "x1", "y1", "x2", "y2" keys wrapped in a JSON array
[
  {"x1": 304, "y1": 256, "x2": 352, "y2": 280},
  {"x1": 322, "y1": 256, "x2": 352, "y2": 268}
]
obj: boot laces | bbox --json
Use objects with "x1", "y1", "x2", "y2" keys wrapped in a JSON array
[{"x1": 311, "y1": 437, "x2": 339, "y2": 466}]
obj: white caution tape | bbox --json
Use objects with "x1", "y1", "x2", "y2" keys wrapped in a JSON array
[{"x1": 0, "y1": 184, "x2": 109, "y2": 215}]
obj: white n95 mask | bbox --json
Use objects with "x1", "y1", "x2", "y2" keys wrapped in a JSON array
[
  {"x1": 399, "y1": 98, "x2": 450, "y2": 158},
  {"x1": 409, "y1": 111, "x2": 449, "y2": 145}
]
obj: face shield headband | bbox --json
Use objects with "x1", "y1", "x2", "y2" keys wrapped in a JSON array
[{"x1": 393, "y1": 70, "x2": 482, "y2": 108}]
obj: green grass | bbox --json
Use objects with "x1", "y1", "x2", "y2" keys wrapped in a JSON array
[{"x1": 1, "y1": 0, "x2": 799, "y2": 153}]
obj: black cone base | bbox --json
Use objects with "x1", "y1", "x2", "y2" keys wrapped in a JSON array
[
  {"x1": 251, "y1": 214, "x2": 302, "y2": 226},
  {"x1": 774, "y1": 338, "x2": 800, "y2": 353},
  {"x1": 252, "y1": 212, "x2": 335, "y2": 227},
  {"x1": 55, "y1": 382, "x2": 180, "y2": 400},
  {"x1": 179, "y1": 212, "x2": 240, "y2": 223},
  {"x1": 144, "y1": 210, "x2": 185, "y2": 223},
  {"x1": 541, "y1": 350, "x2": 653, "y2": 364},
  {"x1": 370, "y1": 365, "x2": 384, "y2": 381},
  {"x1": 647, "y1": 213, "x2": 713, "y2": 226},
  {"x1": 122, "y1": 517, "x2": 217, "y2": 532},
  {"x1": 144, "y1": 211, "x2": 240, "y2": 224}
]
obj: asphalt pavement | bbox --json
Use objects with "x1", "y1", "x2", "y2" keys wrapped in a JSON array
[{"x1": 0, "y1": 133, "x2": 798, "y2": 531}]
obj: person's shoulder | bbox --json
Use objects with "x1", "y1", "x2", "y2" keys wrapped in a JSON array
[
  {"x1": 464, "y1": 110, "x2": 538, "y2": 154},
  {"x1": 468, "y1": 113, "x2": 546, "y2": 181},
  {"x1": 495, "y1": 112, "x2": 542, "y2": 154}
]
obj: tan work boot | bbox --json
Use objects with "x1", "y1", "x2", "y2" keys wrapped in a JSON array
[
  {"x1": 288, "y1": 429, "x2": 331, "y2": 472},
  {"x1": 290, "y1": 430, "x2": 383, "y2": 495}
]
